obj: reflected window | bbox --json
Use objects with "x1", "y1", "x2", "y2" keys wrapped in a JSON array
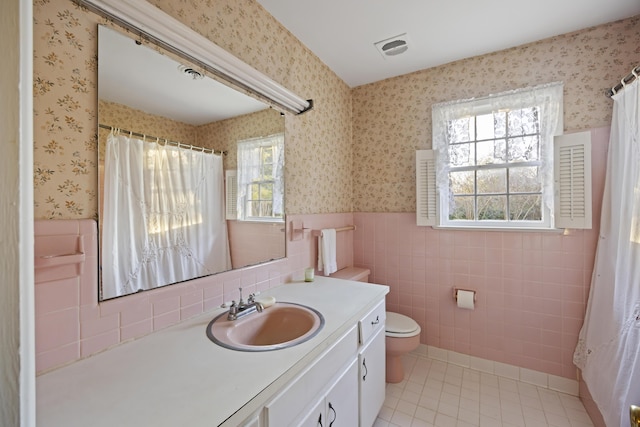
[{"x1": 236, "y1": 133, "x2": 284, "y2": 222}]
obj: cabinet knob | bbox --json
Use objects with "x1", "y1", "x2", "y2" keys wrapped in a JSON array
[
  {"x1": 317, "y1": 412, "x2": 323, "y2": 427},
  {"x1": 328, "y1": 402, "x2": 337, "y2": 426},
  {"x1": 362, "y1": 358, "x2": 368, "y2": 381},
  {"x1": 371, "y1": 315, "x2": 380, "y2": 326}
]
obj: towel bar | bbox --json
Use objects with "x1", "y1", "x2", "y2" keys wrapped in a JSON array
[{"x1": 311, "y1": 225, "x2": 356, "y2": 237}]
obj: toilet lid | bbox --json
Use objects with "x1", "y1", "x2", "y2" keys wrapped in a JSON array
[{"x1": 385, "y1": 312, "x2": 419, "y2": 334}]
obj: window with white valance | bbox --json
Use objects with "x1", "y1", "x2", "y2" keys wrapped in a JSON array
[
  {"x1": 418, "y1": 82, "x2": 592, "y2": 230},
  {"x1": 235, "y1": 133, "x2": 284, "y2": 222}
]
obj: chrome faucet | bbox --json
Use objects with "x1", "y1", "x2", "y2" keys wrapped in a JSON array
[{"x1": 227, "y1": 287, "x2": 263, "y2": 320}]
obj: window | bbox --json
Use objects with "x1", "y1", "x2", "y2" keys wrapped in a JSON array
[
  {"x1": 418, "y1": 82, "x2": 591, "y2": 230},
  {"x1": 234, "y1": 133, "x2": 284, "y2": 222}
]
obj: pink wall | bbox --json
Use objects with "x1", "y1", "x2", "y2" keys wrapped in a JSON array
[
  {"x1": 227, "y1": 220, "x2": 286, "y2": 269},
  {"x1": 35, "y1": 125, "x2": 609, "y2": 381},
  {"x1": 353, "y1": 127, "x2": 610, "y2": 380},
  {"x1": 34, "y1": 213, "x2": 356, "y2": 374},
  {"x1": 287, "y1": 212, "x2": 355, "y2": 276}
]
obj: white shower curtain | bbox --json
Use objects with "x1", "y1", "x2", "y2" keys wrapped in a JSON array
[
  {"x1": 574, "y1": 79, "x2": 640, "y2": 427},
  {"x1": 102, "y1": 131, "x2": 231, "y2": 300}
]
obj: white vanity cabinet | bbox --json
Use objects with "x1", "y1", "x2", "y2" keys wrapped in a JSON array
[
  {"x1": 358, "y1": 301, "x2": 386, "y2": 427},
  {"x1": 264, "y1": 325, "x2": 359, "y2": 426},
  {"x1": 298, "y1": 360, "x2": 358, "y2": 427},
  {"x1": 358, "y1": 329, "x2": 385, "y2": 427},
  {"x1": 262, "y1": 299, "x2": 387, "y2": 427}
]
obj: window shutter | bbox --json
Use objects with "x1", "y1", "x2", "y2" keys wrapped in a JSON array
[
  {"x1": 225, "y1": 169, "x2": 238, "y2": 220},
  {"x1": 416, "y1": 150, "x2": 437, "y2": 226},
  {"x1": 554, "y1": 131, "x2": 592, "y2": 229}
]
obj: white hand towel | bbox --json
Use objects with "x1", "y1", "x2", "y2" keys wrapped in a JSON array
[{"x1": 317, "y1": 228, "x2": 337, "y2": 275}]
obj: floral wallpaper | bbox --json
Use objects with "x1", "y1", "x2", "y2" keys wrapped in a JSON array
[
  {"x1": 32, "y1": 0, "x2": 639, "y2": 218},
  {"x1": 33, "y1": 0, "x2": 353, "y2": 220},
  {"x1": 197, "y1": 107, "x2": 284, "y2": 171},
  {"x1": 33, "y1": 0, "x2": 99, "y2": 219},
  {"x1": 352, "y1": 16, "x2": 640, "y2": 212},
  {"x1": 98, "y1": 100, "x2": 198, "y2": 149}
]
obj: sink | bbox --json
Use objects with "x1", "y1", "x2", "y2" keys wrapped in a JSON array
[{"x1": 206, "y1": 302, "x2": 325, "y2": 351}]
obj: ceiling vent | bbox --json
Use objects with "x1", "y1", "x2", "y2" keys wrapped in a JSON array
[
  {"x1": 178, "y1": 64, "x2": 204, "y2": 80},
  {"x1": 374, "y1": 33, "x2": 411, "y2": 59}
]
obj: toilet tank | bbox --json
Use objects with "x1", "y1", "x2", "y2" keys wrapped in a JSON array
[{"x1": 330, "y1": 267, "x2": 370, "y2": 283}]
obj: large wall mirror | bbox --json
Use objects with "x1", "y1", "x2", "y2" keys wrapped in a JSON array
[{"x1": 98, "y1": 25, "x2": 286, "y2": 301}]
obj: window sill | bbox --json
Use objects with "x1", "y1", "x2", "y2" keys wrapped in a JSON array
[
  {"x1": 231, "y1": 218, "x2": 285, "y2": 225},
  {"x1": 431, "y1": 225, "x2": 567, "y2": 233}
]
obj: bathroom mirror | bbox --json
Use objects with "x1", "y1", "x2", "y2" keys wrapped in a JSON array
[{"x1": 98, "y1": 25, "x2": 286, "y2": 300}]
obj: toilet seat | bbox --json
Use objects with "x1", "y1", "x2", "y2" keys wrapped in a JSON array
[{"x1": 385, "y1": 312, "x2": 421, "y2": 338}]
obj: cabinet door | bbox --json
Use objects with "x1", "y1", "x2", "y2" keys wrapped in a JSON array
[
  {"x1": 325, "y1": 360, "x2": 358, "y2": 427},
  {"x1": 359, "y1": 328, "x2": 386, "y2": 427},
  {"x1": 298, "y1": 399, "x2": 325, "y2": 427}
]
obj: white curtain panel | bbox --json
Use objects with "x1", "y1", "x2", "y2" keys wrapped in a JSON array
[
  {"x1": 102, "y1": 131, "x2": 231, "y2": 299},
  {"x1": 574, "y1": 79, "x2": 640, "y2": 427}
]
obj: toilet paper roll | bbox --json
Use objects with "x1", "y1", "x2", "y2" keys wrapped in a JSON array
[{"x1": 456, "y1": 290, "x2": 475, "y2": 310}]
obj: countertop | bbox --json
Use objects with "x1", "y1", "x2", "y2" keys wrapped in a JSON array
[{"x1": 36, "y1": 277, "x2": 389, "y2": 426}]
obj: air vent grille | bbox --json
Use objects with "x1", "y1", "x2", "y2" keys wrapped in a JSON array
[{"x1": 374, "y1": 33, "x2": 411, "y2": 59}]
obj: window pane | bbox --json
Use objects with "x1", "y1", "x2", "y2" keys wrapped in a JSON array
[
  {"x1": 262, "y1": 164, "x2": 273, "y2": 180},
  {"x1": 247, "y1": 201, "x2": 259, "y2": 217},
  {"x1": 508, "y1": 107, "x2": 539, "y2": 136},
  {"x1": 448, "y1": 117, "x2": 475, "y2": 143},
  {"x1": 262, "y1": 147, "x2": 273, "y2": 164},
  {"x1": 477, "y1": 169, "x2": 506, "y2": 194},
  {"x1": 449, "y1": 143, "x2": 473, "y2": 167},
  {"x1": 494, "y1": 111, "x2": 507, "y2": 138},
  {"x1": 509, "y1": 195, "x2": 542, "y2": 220},
  {"x1": 260, "y1": 183, "x2": 273, "y2": 199},
  {"x1": 450, "y1": 196, "x2": 474, "y2": 220},
  {"x1": 476, "y1": 113, "x2": 495, "y2": 140},
  {"x1": 509, "y1": 167, "x2": 541, "y2": 192},
  {"x1": 477, "y1": 139, "x2": 506, "y2": 165},
  {"x1": 249, "y1": 183, "x2": 260, "y2": 199},
  {"x1": 508, "y1": 135, "x2": 539, "y2": 162},
  {"x1": 450, "y1": 171, "x2": 474, "y2": 195},
  {"x1": 261, "y1": 201, "x2": 273, "y2": 217},
  {"x1": 477, "y1": 195, "x2": 507, "y2": 220}
]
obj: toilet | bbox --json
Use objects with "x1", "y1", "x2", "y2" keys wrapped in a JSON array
[
  {"x1": 385, "y1": 312, "x2": 421, "y2": 383},
  {"x1": 328, "y1": 268, "x2": 420, "y2": 383}
]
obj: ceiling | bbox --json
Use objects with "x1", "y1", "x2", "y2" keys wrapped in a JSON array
[{"x1": 256, "y1": 0, "x2": 640, "y2": 88}]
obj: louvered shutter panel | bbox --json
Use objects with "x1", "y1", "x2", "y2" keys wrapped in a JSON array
[
  {"x1": 554, "y1": 131, "x2": 592, "y2": 229},
  {"x1": 416, "y1": 150, "x2": 437, "y2": 226},
  {"x1": 225, "y1": 169, "x2": 238, "y2": 220}
]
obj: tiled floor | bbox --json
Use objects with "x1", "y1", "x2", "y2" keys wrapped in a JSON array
[{"x1": 374, "y1": 354, "x2": 594, "y2": 427}]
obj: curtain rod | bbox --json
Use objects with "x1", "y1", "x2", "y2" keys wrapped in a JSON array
[
  {"x1": 606, "y1": 64, "x2": 640, "y2": 97},
  {"x1": 99, "y1": 124, "x2": 227, "y2": 155}
]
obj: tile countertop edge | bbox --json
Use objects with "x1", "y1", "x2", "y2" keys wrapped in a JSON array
[{"x1": 36, "y1": 277, "x2": 389, "y2": 427}]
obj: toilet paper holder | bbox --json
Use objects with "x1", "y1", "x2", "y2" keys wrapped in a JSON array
[{"x1": 453, "y1": 288, "x2": 477, "y2": 302}]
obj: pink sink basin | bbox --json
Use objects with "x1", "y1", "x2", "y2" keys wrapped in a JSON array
[{"x1": 207, "y1": 302, "x2": 325, "y2": 351}]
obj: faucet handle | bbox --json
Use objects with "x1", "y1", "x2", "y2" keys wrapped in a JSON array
[{"x1": 248, "y1": 293, "x2": 256, "y2": 303}]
